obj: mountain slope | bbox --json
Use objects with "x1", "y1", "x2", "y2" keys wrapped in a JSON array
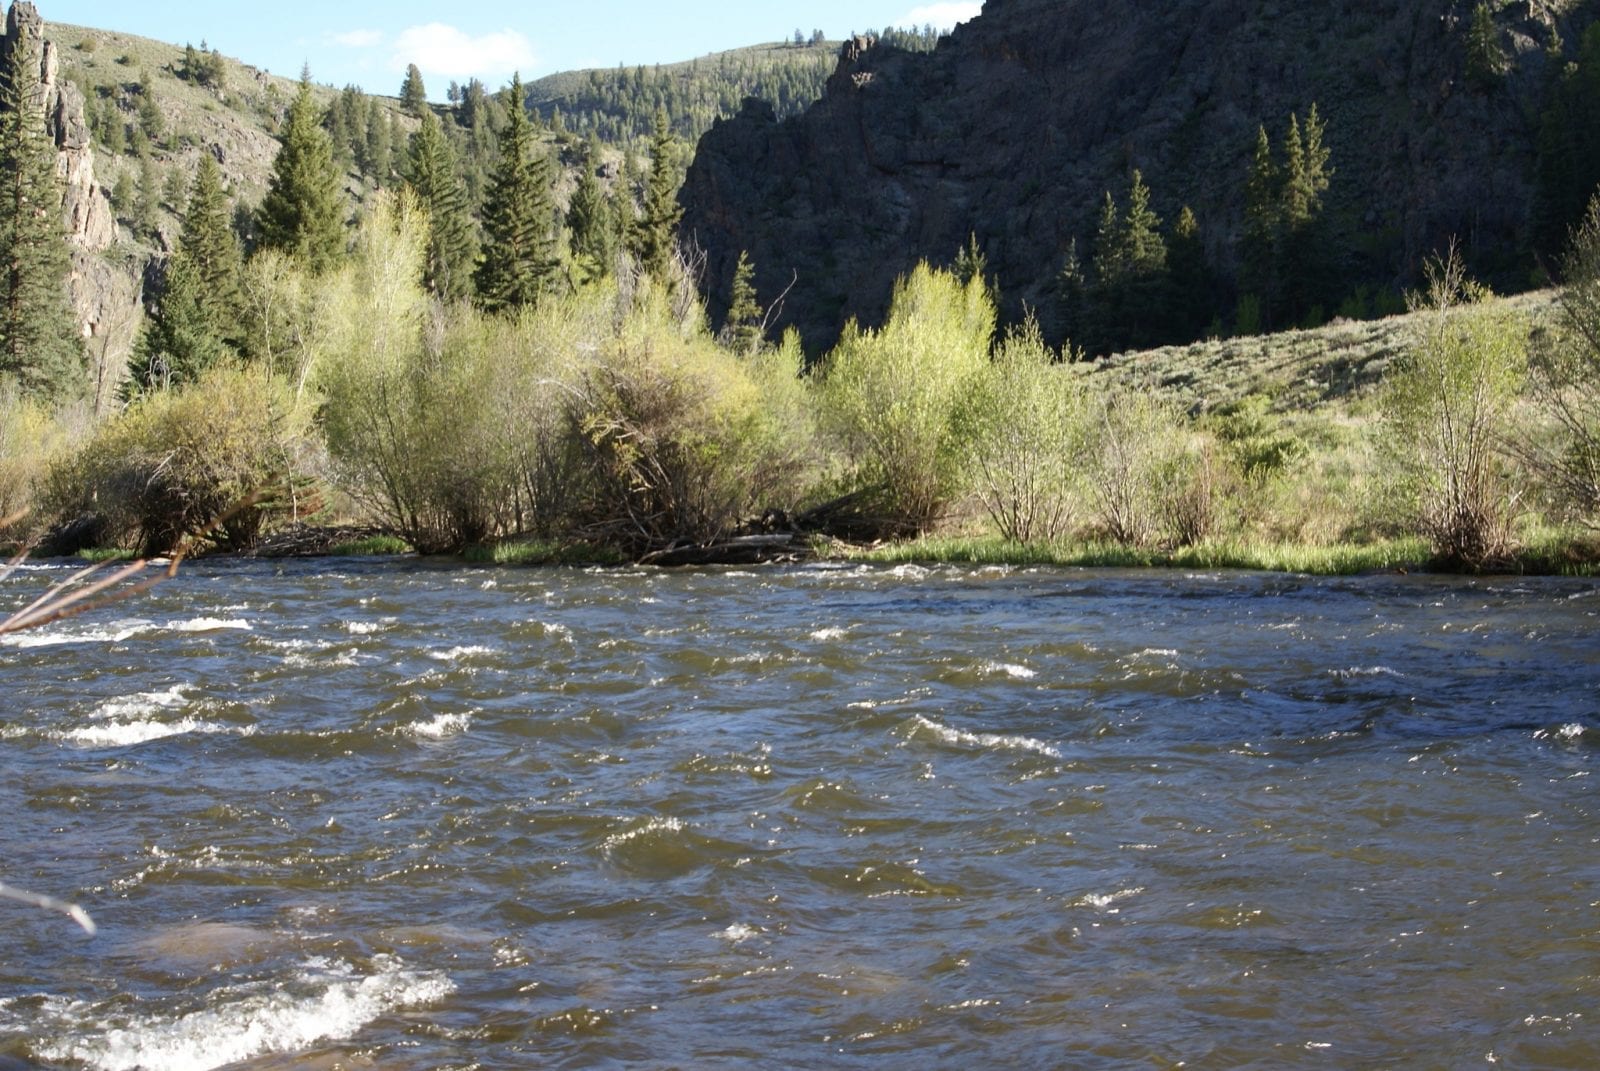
[{"x1": 681, "y1": 0, "x2": 1596, "y2": 354}]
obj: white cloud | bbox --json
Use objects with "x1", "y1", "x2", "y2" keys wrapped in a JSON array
[
  {"x1": 331, "y1": 29, "x2": 385, "y2": 49},
  {"x1": 895, "y1": 2, "x2": 983, "y2": 30},
  {"x1": 389, "y1": 24, "x2": 538, "y2": 83}
]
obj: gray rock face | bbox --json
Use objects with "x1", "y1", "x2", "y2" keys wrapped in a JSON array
[
  {"x1": 681, "y1": 0, "x2": 1594, "y2": 353},
  {"x1": 6, "y1": 1, "x2": 135, "y2": 405}
]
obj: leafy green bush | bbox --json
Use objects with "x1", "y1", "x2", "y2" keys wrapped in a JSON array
[
  {"x1": 317, "y1": 194, "x2": 521, "y2": 553},
  {"x1": 818, "y1": 263, "x2": 994, "y2": 538},
  {"x1": 567, "y1": 273, "x2": 807, "y2": 554},
  {"x1": 954, "y1": 319, "x2": 1086, "y2": 543},
  {"x1": 1380, "y1": 250, "x2": 1526, "y2": 567},
  {"x1": 1530, "y1": 193, "x2": 1600, "y2": 526},
  {"x1": 1084, "y1": 387, "x2": 1212, "y2": 547},
  {"x1": 44, "y1": 364, "x2": 310, "y2": 556},
  {"x1": 0, "y1": 387, "x2": 73, "y2": 542}
]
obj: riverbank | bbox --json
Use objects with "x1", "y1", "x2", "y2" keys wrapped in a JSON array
[{"x1": 30, "y1": 525, "x2": 1592, "y2": 578}]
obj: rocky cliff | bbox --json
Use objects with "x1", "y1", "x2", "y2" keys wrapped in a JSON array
[
  {"x1": 3, "y1": 1, "x2": 132, "y2": 409},
  {"x1": 681, "y1": 0, "x2": 1595, "y2": 354}
]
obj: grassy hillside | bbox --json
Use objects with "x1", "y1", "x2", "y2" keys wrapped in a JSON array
[{"x1": 1083, "y1": 289, "x2": 1560, "y2": 416}]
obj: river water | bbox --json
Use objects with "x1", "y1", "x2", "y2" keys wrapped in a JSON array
[{"x1": 0, "y1": 560, "x2": 1597, "y2": 1070}]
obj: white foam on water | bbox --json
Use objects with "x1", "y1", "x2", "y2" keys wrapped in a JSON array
[
  {"x1": 1, "y1": 619, "x2": 153, "y2": 649},
  {"x1": 427, "y1": 645, "x2": 496, "y2": 662},
  {"x1": 402, "y1": 712, "x2": 473, "y2": 740},
  {"x1": 979, "y1": 661, "x2": 1037, "y2": 680},
  {"x1": 716, "y1": 923, "x2": 761, "y2": 944},
  {"x1": 91, "y1": 685, "x2": 191, "y2": 722},
  {"x1": 1333, "y1": 665, "x2": 1402, "y2": 679},
  {"x1": 60, "y1": 719, "x2": 253, "y2": 749},
  {"x1": 601, "y1": 816, "x2": 687, "y2": 855},
  {"x1": 888, "y1": 564, "x2": 931, "y2": 581},
  {"x1": 810, "y1": 626, "x2": 849, "y2": 641},
  {"x1": 909, "y1": 715, "x2": 1061, "y2": 760},
  {"x1": 1535, "y1": 723, "x2": 1588, "y2": 742},
  {"x1": 345, "y1": 620, "x2": 390, "y2": 636},
  {"x1": 1075, "y1": 887, "x2": 1145, "y2": 911},
  {"x1": 34, "y1": 955, "x2": 454, "y2": 1071},
  {"x1": 168, "y1": 618, "x2": 252, "y2": 634}
]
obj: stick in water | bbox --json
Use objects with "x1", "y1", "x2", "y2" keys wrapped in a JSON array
[{"x1": 0, "y1": 881, "x2": 96, "y2": 936}]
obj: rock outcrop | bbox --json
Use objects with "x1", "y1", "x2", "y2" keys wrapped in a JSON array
[
  {"x1": 5, "y1": 1, "x2": 135, "y2": 408},
  {"x1": 681, "y1": 0, "x2": 1595, "y2": 354}
]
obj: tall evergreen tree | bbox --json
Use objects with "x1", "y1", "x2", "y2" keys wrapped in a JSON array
[
  {"x1": 723, "y1": 249, "x2": 762, "y2": 353},
  {"x1": 1279, "y1": 105, "x2": 1334, "y2": 324},
  {"x1": 1087, "y1": 171, "x2": 1167, "y2": 351},
  {"x1": 0, "y1": 20, "x2": 80, "y2": 398},
  {"x1": 136, "y1": 68, "x2": 164, "y2": 148},
  {"x1": 127, "y1": 155, "x2": 244, "y2": 394},
  {"x1": 475, "y1": 73, "x2": 559, "y2": 312},
  {"x1": 400, "y1": 63, "x2": 428, "y2": 117},
  {"x1": 1165, "y1": 205, "x2": 1213, "y2": 340},
  {"x1": 1240, "y1": 124, "x2": 1279, "y2": 311},
  {"x1": 256, "y1": 73, "x2": 346, "y2": 274},
  {"x1": 629, "y1": 107, "x2": 683, "y2": 278},
  {"x1": 404, "y1": 110, "x2": 478, "y2": 302},
  {"x1": 361, "y1": 98, "x2": 392, "y2": 183},
  {"x1": 567, "y1": 133, "x2": 614, "y2": 278}
]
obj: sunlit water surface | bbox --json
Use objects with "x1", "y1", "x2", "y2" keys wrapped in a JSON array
[{"x1": 1, "y1": 560, "x2": 1598, "y2": 1070}]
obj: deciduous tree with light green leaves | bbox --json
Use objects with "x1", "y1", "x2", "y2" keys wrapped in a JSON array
[
  {"x1": 1381, "y1": 247, "x2": 1527, "y2": 567},
  {"x1": 820, "y1": 263, "x2": 995, "y2": 536}
]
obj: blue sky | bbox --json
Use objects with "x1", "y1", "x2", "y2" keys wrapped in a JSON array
[{"x1": 42, "y1": 2, "x2": 983, "y2": 97}]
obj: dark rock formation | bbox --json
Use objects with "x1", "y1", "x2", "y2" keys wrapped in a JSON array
[{"x1": 681, "y1": 0, "x2": 1594, "y2": 354}]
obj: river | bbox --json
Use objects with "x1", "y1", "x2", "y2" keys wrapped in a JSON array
[{"x1": 0, "y1": 560, "x2": 1597, "y2": 1069}]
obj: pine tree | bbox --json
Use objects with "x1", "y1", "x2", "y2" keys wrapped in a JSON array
[
  {"x1": 629, "y1": 107, "x2": 683, "y2": 278},
  {"x1": 1240, "y1": 124, "x2": 1279, "y2": 310},
  {"x1": 404, "y1": 110, "x2": 478, "y2": 302},
  {"x1": 0, "y1": 20, "x2": 81, "y2": 398},
  {"x1": 1086, "y1": 172, "x2": 1168, "y2": 351},
  {"x1": 126, "y1": 154, "x2": 243, "y2": 394},
  {"x1": 256, "y1": 73, "x2": 346, "y2": 274},
  {"x1": 1467, "y1": 1, "x2": 1510, "y2": 88},
  {"x1": 136, "y1": 68, "x2": 164, "y2": 147},
  {"x1": 1165, "y1": 205, "x2": 1212, "y2": 341},
  {"x1": 400, "y1": 63, "x2": 428, "y2": 117},
  {"x1": 134, "y1": 149, "x2": 159, "y2": 234},
  {"x1": 361, "y1": 98, "x2": 392, "y2": 183},
  {"x1": 1122, "y1": 169, "x2": 1166, "y2": 275},
  {"x1": 1279, "y1": 105, "x2": 1334, "y2": 325},
  {"x1": 475, "y1": 73, "x2": 559, "y2": 312},
  {"x1": 567, "y1": 134, "x2": 614, "y2": 278},
  {"x1": 723, "y1": 250, "x2": 762, "y2": 353}
]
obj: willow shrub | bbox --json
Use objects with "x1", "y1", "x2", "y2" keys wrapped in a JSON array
[
  {"x1": 567, "y1": 269, "x2": 809, "y2": 555},
  {"x1": 43, "y1": 364, "x2": 310, "y2": 556},
  {"x1": 1530, "y1": 192, "x2": 1600, "y2": 525},
  {"x1": 0, "y1": 386, "x2": 72, "y2": 540},
  {"x1": 317, "y1": 194, "x2": 523, "y2": 553},
  {"x1": 1084, "y1": 387, "x2": 1218, "y2": 548},
  {"x1": 1380, "y1": 251, "x2": 1526, "y2": 567},
  {"x1": 954, "y1": 320, "x2": 1086, "y2": 544},
  {"x1": 819, "y1": 264, "x2": 995, "y2": 538}
]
